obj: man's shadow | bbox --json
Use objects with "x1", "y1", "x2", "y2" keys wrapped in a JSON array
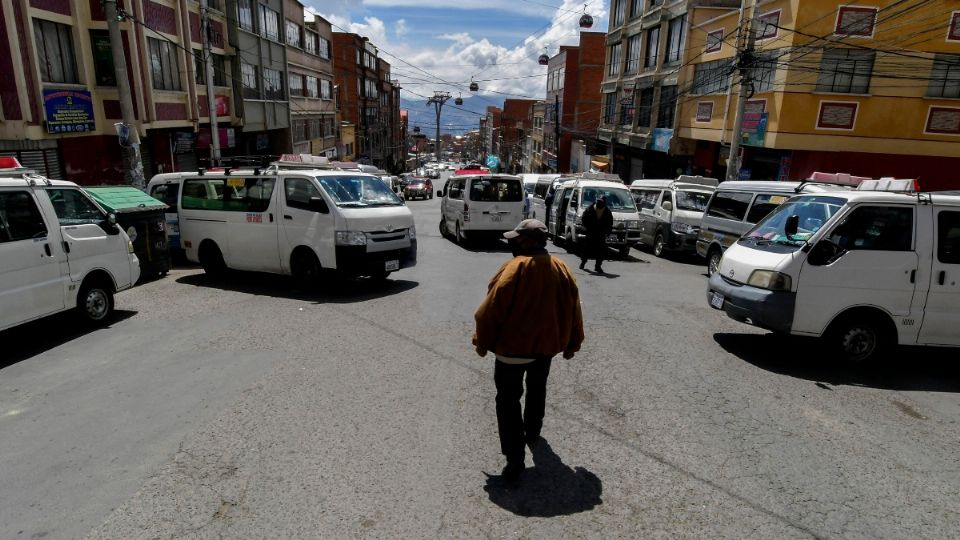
[{"x1": 484, "y1": 439, "x2": 603, "y2": 517}]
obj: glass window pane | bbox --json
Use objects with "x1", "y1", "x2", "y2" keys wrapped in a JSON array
[
  {"x1": 0, "y1": 191, "x2": 48, "y2": 242},
  {"x1": 938, "y1": 211, "x2": 960, "y2": 264},
  {"x1": 46, "y1": 189, "x2": 104, "y2": 225},
  {"x1": 707, "y1": 192, "x2": 752, "y2": 221},
  {"x1": 827, "y1": 206, "x2": 913, "y2": 251}
]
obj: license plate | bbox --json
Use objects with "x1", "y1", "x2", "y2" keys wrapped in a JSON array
[
  {"x1": 490, "y1": 214, "x2": 502, "y2": 222},
  {"x1": 385, "y1": 259, "x2": 400, "y2": 271},
  {"x1": 710, "y1": 292, "x2": 724, "y2": 309},
  {"x1": 606, "y1": 234, "x2": 620, "y2": 242}
]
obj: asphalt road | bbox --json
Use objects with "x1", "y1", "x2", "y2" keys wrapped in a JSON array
[{"x1": 2, "y1": 176, "x2": 959, "y2": 538}]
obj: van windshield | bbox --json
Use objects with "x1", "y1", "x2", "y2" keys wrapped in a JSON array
[
  {"x1": 741, "y1": 196, "x2": 845, "y2": 250},
  {"x1": 316, "y1": 175, "x2": 403, "y2": 207},
  {"x1": 469, "y1": 178, "x2": 523, "y2": 202},
  {"x1": 581, "y1": 187, "x2": 638, "y2": 212},
  {"x1": 676, "y1": 190, "x2": 711, "y2": 212}
]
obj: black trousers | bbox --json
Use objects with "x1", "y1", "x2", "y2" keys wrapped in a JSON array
[
  {"x1": 581, "y1": 238, "x2": 606, "y2": 266},
  {"x1": 494, "y1": 357, "x2": 553, "y2": 465}
]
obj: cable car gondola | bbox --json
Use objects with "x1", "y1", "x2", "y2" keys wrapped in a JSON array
[
  {"x1": 538, "y1": 53, "x2": 549, "y2": 65},
  {"x1": 469, "y1": 78, "x2": 479, "y2": 92},
  {"x1": 454, "y1": 93, "x2": 463, "y2": 105},
  {"x1": 579, "y1": 5, "x2": 593, "y2": 29}
]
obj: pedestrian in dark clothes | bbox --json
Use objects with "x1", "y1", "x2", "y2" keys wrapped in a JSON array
[{"x1": 579, "y1": 195, "x2": 613, "y2": 273}]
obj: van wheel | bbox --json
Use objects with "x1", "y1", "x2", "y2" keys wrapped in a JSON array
[
  {"x1": 653, "y1": 233, "x2": 666, "y2": 258},
  {"x1": 439, "y1": 218, "x2": 449, "y2": 238},
  {"x1": 707, "y1": 248, "x2": 722, "y2": 276},
  {"x1": 826, "y1": 312, "x2": 893, "y2": 363},
  {"x1": 78, "y1": 281, "x2": 113, "y2": 324},
  {"x1": 456, "y1": 222, "x2": 467, "y2": 246},
  {"x1": 291, "y1": 249, "x2": 322, "y2": 291},
  {"x1": 198, "y1": 242, "x2": 227, "y2": 276}
]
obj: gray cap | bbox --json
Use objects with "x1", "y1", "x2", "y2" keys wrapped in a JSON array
[{"x1": 503, "y1": 218, "x2": 548, "y2": 239}]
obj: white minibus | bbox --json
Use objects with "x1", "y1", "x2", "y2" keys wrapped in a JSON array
[
  {"x1": 630, "y1": 176, "x2": 718, "y2": 257},
  {"x1": 438, "y1": 174, "x2": 524, "y2": 244}
]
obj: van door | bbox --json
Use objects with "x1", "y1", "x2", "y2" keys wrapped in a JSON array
[
  {"x1": 793, "y1": 205, "x2": 919, "y2": 336},
  {"x1": 636, "y1": 190, "x2": 660, "y2": 245},
  {"x1": 445, "y1": 178, "x2": 465, "y2": 231},
  {"x1": 280, "y1": 177, "x2": 337, "y2": 270},
  {"x1": 0, "y1": 189, "x2": 64, "y2": 329},
  {"x1": 44, "y1": 187, "x2": 133, "y2": 289},
  {"x1": 226, "y1": 177, "x2": 280, "y2": 272},
  {"x1": 565, "y1": 189, "x2": 580, "y2": 238},
  {"x1": 554, "y1": 187, "x2": 573, "y2": 237},
  {"x1": 657, "y1": 190, "x2": 674, "y2": 228},
  {"x1": 149, "y1": 182, "x2": 181, "y2": 250},
  {"x1": 917, "y1": 209, "x2": 960, "y2": 346}
]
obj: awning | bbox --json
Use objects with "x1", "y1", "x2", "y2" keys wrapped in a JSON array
[{"x1": 591, "y1": 160, "x2": 609, "y2": 171}]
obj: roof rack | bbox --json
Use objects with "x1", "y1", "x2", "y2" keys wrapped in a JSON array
[{"x1": 794, "y1": 171, "x2": 871, "y2": 193}]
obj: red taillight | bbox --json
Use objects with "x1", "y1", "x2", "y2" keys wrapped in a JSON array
[
  {"x1": 463, "y1": 202, "x2": 470, "y2": 222},
  {"x1": 0, "y1": 156, "x2": 23, "y2": 169}
]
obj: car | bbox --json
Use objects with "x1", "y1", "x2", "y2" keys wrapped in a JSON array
[{"x1": 403, "y1": 177, "x2": 434, "y2": 200}]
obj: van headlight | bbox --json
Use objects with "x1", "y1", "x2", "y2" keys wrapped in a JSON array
[
  {"x1": 747, "y1": 270, "x2": 792, "y2": 291},
  {"x1": 335, "y1": 231, "x2": 367, "y2": 246},
  {"x1": 128, "y1": 240, "x2": 135, "y2": 254},
  {"x1": 626, "y1": 220, "x2": 640, "y2": 229},
  {"x1": 409, "y1": 226, "x2": 416, "y2": 240},
  {"x1": 671, "y1": 222, "x2": 695, "y2": 235}
]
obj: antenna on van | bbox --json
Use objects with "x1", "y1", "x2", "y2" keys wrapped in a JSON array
[
  {"x1": 253, "y1": 168, "x2": 261, "y2": 176},
  {"x1": 223, "y1": 168, "x2": 232, "y2": 176},
  {"x1": 198, "y1": 168, "x2": 206, "y2": 176}
]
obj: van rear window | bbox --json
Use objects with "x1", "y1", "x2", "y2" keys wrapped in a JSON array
[
  {"x1": 707, "y1": 191, "x2": 752, "y2": 221},
  {"x1": 469, "y1": 179, "x2": 522, "y2": 202}
]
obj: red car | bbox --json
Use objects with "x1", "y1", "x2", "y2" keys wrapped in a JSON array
[{"x1": 402, "y1": 177, "x2": 434, "y2": 200}]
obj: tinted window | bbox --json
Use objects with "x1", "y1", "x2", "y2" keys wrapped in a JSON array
[
  {"x1": 746, "y1": 193, "x2": 790, "y2": 224},
  {"x1": 632, "y1": 189, "x2": 659, "y2": 210},
  {"x1": 937, "y1": 211, "x2": 960, "y2": 264},
  {"x1": 47, "y1": 188, "x2": 104, "y2": 225},
  {"x1": 181, "y1": 177, "x2": 275, "y2": 212},
  {"x1": 150, "y1": 183, "x2": 179, "y2": 207},
  {"x1": 582, "y1": 187, "x2": 637, "y2": 211},
  {"x1": 706, "y1": 191, "x2": 752, "y2": 221},
  {"x1": 0, "y1": 191, "x2": 48, "y2": 242},
  {"x1": 827, "y1": 206, "x2": 913, "y2": 251},
  {"x1": 534, "y1": 181, "x2": 549, "y2": 198},
  {"x1": 284, "y1": 177, "x2": 322, "y2": 211},
  {"x1": 661, "y1": 191, "x2": 673, "y2": 206},
  {"x1": 676, "y1": 190, "x2": 711, "y2": 212},
  {"x1": 469, "y1": 179, "x2": 522, "y2": 202}
]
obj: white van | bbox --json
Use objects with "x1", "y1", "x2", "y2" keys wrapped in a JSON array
[
  {"x1": 0, "y1": 159, "x2": 140, "y2": 331},
  {"x1": 177, "y1": 169, "x2": 416, "y2": 284},
  {"x1": 549, "y1": 178, "x2": 641, "y2": 259},
  {"x1": 707, "y1": 180, "x2": 960, "y2": 361},
  {"x1": 528, "y1": 174, "x2": 562, "y2": 225},
  {"x1": 697, "y1": 181, "x2": 854, "y2": 276},
  {"x1": 438, "y1": 174, "x2": 524, "y2": 244},
  {"x1": 629, "y1": 176, "x2": 718, "y2": 257}
]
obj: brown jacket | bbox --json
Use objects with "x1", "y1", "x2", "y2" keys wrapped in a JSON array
[{"x1": 472, "y1": 252, "x2": 584, "y2": 359}]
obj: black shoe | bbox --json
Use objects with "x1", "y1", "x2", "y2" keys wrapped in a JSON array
[
  {"x1": 502, "y1": 462, "x2": 524, "y2": 484},
  {"x1": 579, "y1": 260, "x2": 586, "y2": 270},
  {"x1": 594, "y1": 266, "x2": 603, "y2": 273}
]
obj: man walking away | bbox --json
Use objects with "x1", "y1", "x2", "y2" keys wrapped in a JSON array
[
  {"x1": 473, "y1": 219, "x2": 585, "y2": 484},
  {"x1": 579, "y1": 195, "x2": 613, "y2": 273}
]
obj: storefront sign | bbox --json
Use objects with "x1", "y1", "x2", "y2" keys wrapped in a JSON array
[
  {"x1": 650, "y1": 128, "x2": 673, "y2": 153},
  {"x1": 173, "y1": 132, "x2": 196, "y2": 154},
  {"x1": 256, "y1": 133, "x2": 270, "y2": 151},
  {"x1": 741, "y1": 112, "x2": 768, "y2": 146},
  {"x1": 196, "y1": 127, "x2": 236, "y2": 149},
  {"x1": 43, "y1": 89, "x2": 95, "y2": 134}
]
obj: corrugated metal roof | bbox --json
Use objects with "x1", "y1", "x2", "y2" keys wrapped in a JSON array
[{"x1": 84, "y1": 186, "x2": 168, "y2": 213}]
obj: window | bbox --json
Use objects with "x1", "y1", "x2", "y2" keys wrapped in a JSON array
[
  {"x1": 469, "y1": 178, "x2": 523, "y2": 202},
  {"x1": 625, "y1": 34, "x2": 641, "y2": 73},
  {"x1": 620, "y1": 91, "x2": 633, "y2": 126},
  {"x1": 746, "y1": 193, "x2": 790, "y2": 224},
  {"x1": 692, "y1": 59, "x2": 732, "y2": 95},
  {"x1": 304, "y1": 29, "x2": 318, "y2": 54},
  {"x1": 285, "y1": 20, "x2": 301, "y2": 47},
  {"x1": 259, "y1": 5, "x2": 280, "y2": 41},
  {"x1": 645, "y1": 27, "x2": 660, "y2": 68},
  {"x1": 631, "y1": 0, "x2": 643, "y2": 18},
  {"x1": 90, "y1": 30, "x2": 115, "y2": 86},
  {"x1": 835, "y1": 6, "x2": 877, "y2": 37},
  {"x1": 608, "y1": 43, "x2": 622, "y2": 76},
  {"x1": 241, "y1": 62, "x2": 258, "y2": 99},
  {"x1": 195, "y1": 53, "x2": 227, "y2": 87},
  {"x1": 696, "y1": 102, "x2": 713, "y2": 122},
  {"x1": 181, "y1": 177, "x2": 276, "y2": 212},
  {"x1": 925, "y1": 107, "x2": 960, "y2": 135},
  {"x1": 603, "y1": 92, "x2": 616, "y2": 124},
  {"x1": 262, "y1": 67, "x2": 284, "y2": 100},
  {"x1": 149, "y1": 184, "x2": 179, "y2": 208},
  {"x1": 46, "y1": 189, "x2": 104, "y2": 225},
  {"x1": 33, "y1": 19, "x2": 78, "y2": 84},
  {"x1": 816, "y1": 48, "x2": 874, "y2": 94},
  {"x1": 938, "y1": 211, "x2": 960, "y2": 264},
  {"x1": 826, "y1": 206, "x2": 913, "y2": 251},
  {"x1": 928, "y1": 54, "x2": 960, "y2": 99},
  {"x1": 752, "y1": 50, "x2": 779, "y2": 92},
  {"x1": 237, "y1": 0, "x2": 254, "y2": 31},
  {"x1": 612, "y1": 0, "x2": 625, "y2": 27},
  {"x1": 757, "y1": 10, "x2": 780, "y2": 40},
  {"x1": 817, "y1": 101, "x2": 858, "y2": 130},
  {"x1": 706, "y1": 29, "x2": 724, "y2": 53},
  {"x1": 318, "y1": 37, "x2": 330, "y2": 60},
  {"x1": 305, "y1": 76, "x2": 318, "y2": 98},
  {"x1": 707, "y1": 191, "x2": 752, "y2": 221},
  {"x1": 284, "y1": 178, "x2": 322, "y2": 211},
  {"x1": 950, "y1": 12, "x2": 960, "y2": 42},
  {"x1": 148, "y1": 37, "x2": 182, "y2": 91},
  {"x1": 656, "y1": 85, "x2": 678, "y2": 128},
  {"x1": 289, "y1": 72, "x2": 304, "y2": 97},
  {"x1": 666, "y1": 15, "x2": 686, "y2": 64},
  {"x1": 637, "y1": 87, "x2": 654, "y2": 127},
  {"x1": 0, "y1": 191, "x2": 47, "y2": 242},
  {"x1": 660, "y1": 191, "x2": 672, "y2": 208},
  {"x1": 632, "y1": 189, "x2": 660, "y2": 210},
  {"x1": 321, "y1": 79, "x2": 333, "y2": 100}
]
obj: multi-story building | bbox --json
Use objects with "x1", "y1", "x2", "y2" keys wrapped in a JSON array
[
  {"x1": 527, "y1": 102, "x2": 546, "y2": 172},
  {"x1": 282, "y1": 6, "x2": 336, "y2": 157},
  {"x1": 598, "y1": 0, "x2": 739, "y2": 180},
  {"x1": 483, "y1": 106, "x2": 502, "y2": 158},
  {"x1": 0, "y1": 0, "x2": 237, "y2": 182},
  {"x1": 544, "y1": 32, "x2": 605, "y2": 174},
  {"x1": 500, "y1": 99, "x2": 536, "y2": 174},
  {"x1": 676, "y1": 0, "x2": 960, "y2": 181}
]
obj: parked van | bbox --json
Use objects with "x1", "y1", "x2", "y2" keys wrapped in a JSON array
[
  {"x1": 549, "y1": 178, "x2": 641, "y2": 258},
  {"x1": 0, "y1": 158, "x2": 140, "y2": 331},
  {"x1": 438, "y1": 174, "x2": 524, "y2": 244},
  {"x1": 697, "y1": 181, "x2": 854, "y2": 276},
  {"x1": 177, "y1": 168, "x2": 416, "y2": 283},
  {"x1": 707, "y1": 180, "x2": 960, "y2": 361},
  {"x1": 630, "y1": 176, "x2": 718, "y2": 257},
  {"x1": 528, "y1": 174, "x2": 562, "y2": 225}
]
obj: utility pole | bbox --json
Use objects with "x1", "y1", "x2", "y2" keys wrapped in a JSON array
[
  {"x1": 427, "y1": 91, "x2": 451, "y2": 162},
  {"x1": 104, "y1": 0, "x2": 145, "y2": 189},
  {"x1": 727, "y1": 0, "x2": 760, "y2": 181},
  {"x1": 554, "y1": 94, "x2": 560, "y2": 172},
  {"x1": 201, "y1": 0, "x2": 220, "y2": 166}
]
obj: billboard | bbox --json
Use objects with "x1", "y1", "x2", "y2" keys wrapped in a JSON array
[{"x1": 43, "y1": 89, "x2": 95, "y2": 134}]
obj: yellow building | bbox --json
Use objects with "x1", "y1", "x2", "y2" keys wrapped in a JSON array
[
  {"x1": 676, "y1": 0, "x2": 960, "y2": 182},
  {"x1": 339, "y1": 122, "x2": 356, "y2": 161}
]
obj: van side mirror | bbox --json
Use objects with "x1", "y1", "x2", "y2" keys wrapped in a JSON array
[
  {"x1": 785, "y1": 215, "x2": 799, "y2": 239},
  {"x1": 661, "y1": 201, "x2": 673, "y2": 212},
  {"x1": 436, "y1": 190, "x2": 443, "y2": 198},
  {"x1": 101, "y1": 213, "x2": 120, "y2": 235},
  {"x1": 309, "y1": 196, "x2": 329, "y2": 214}
]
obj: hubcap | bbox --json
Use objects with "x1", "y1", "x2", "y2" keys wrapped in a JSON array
[
  {"x1": 85, "y1": 289, "x2": 108, "y2": 320},
  {"x1": 709, "y1": 254, "x2": 721, "y2": 275},
  {"x1": 655, "y1": 237, "x2": 664, "y2": 255},
  {"x1": 841, "y1": 327, "x2": 876, "y2": 359}
]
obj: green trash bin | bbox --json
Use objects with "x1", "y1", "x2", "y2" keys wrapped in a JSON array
[{"x1": 85, "y1": 186, "x2": 171, "y2": 281}]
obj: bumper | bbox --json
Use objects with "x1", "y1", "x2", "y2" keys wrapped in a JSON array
[
  {"x1": 707, "y1": 272, "x2": 795, "y2": 334},
  {"x1": 696, "y1": 238, "x2": 710, "y2": 258},
  {"x1": 335, "y1": 240, "x2": 417, "y2": 276},
  {"x1": 575, "y1": 228, "x2": 641, "y2": 247},
  {"x1": 666, "y1": 229, "x2": 700, "y2": 253}
]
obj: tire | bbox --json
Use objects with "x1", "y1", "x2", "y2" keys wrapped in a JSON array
[
  {"x1": 707, "y1": 248, "x2": 722, "y2": 276},
  {"x1": 291, "y1": 249, "x2": 322, "y2": 291},
  {"x1": 439, "y1": 218, "x2": 449, "y2": 238},
  {"x1": 198, "y1": 242, "x2": 227, "y2": 276},
  {"x1": 827, "y1": 313, "x2": 893, "y2": 363},
  {"x1": 618, "y1": 245, "x2": 631, "y2": 259},
  {"x1": 653, "y1": 233, "x2": 666, "y2": 258},
  {"x1": 77, "y1": 280, "x2": 113, "y2": 324},
  {"x1": 456, "y1": 222, "x2": 467, "y2": 246}
]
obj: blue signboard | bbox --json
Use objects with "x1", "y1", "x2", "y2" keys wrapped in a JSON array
[
  {"x1": 650, "y1": 128, "x2": 673, "y2": 153},
  {"x1": 42, "y1": 89, "x2": 95, "y2": 134},
  {"x1": 485, "y1": 155, "x2": 500, "y2": 172}
]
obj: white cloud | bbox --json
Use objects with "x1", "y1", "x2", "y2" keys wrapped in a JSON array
[
  {"x1": 394, "y1": 19, "x2": 409, "y2": 38},
  {"x1": 438, "y1": 33, "x2": 475, "y2": 47}
]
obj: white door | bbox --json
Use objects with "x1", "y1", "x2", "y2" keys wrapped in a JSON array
[
  {"x1": 793, "y1": 205, "x2": 919, "y2": 336},
  {"x1": 446, "y1": 178, "x2": 465, "y2": 231},
  {"x1": 280, "y1": 177, "x2": 337, "y2": 270},
  {"x1": 917, "y1": 209, "x2": 960, "y2": 346},
  {"x1": 635, "y1": 189, "x2": 661, "y2": 245},
  {"x1": 226, "y1": 177, "x2": 281, "y2": 272},
  {"x1": 44, "y1": 187, "x2": 132, "y2": 289},
  {"x1": 0, "y1": 189, "x2": 64, "y2": 329},
  {"x1": 656, "y1": 190, "x2": 673, "y2": 229}
]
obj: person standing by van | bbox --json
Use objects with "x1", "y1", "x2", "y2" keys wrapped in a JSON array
[
  {"x1": 580, "y1": 196, "x2": 613, "y2": 273},
  {"x1": 473, "y1": 219, "x2": 584, "y2": 484}
]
